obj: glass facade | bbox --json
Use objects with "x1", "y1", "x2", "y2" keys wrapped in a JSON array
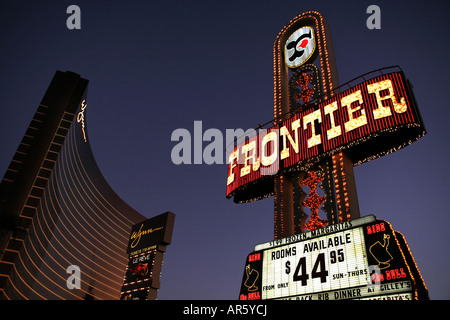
[{"x1": 0, "y1": 71, "x2": 146, "y2": 299}]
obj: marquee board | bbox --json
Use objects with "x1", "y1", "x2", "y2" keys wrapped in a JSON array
[{"x1": 239, "y1": 215, "x2": 428, "y2": 300}]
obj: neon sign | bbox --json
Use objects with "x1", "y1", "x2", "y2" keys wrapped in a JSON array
[
  {"x1": 121, "y1": 212, "x2": 175, "y2": 300},
  {"x1": 233, "y1": 10, "x2": 428, "y2": 301},
  {"x1": 226, "y1": 71, "x2": 425, "y2": 202},
  {"x1": 76, "y1": 99, "x2": 87, "y2": 142}
]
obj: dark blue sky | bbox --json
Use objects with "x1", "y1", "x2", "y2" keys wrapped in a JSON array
[{"x1": 1, "y1": 1, "x2": 449, "y2": 299}]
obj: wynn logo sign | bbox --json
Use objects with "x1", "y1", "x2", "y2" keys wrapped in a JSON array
[{"x1": 121, "y1": 212, "x2": 175, "y2": 300}]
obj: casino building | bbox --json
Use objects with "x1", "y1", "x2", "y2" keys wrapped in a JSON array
[{"x1": 0, "y1": 71, "x2": 146, "y2": 299}]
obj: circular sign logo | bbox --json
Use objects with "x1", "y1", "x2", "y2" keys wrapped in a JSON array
[{"x1": 284, "y1": 26, "x2": 316, "y2": 68}]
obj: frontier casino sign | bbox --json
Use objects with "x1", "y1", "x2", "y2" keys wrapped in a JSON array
[{"x1": 226, "y1": 70, "x2": 425, "y2": 203}]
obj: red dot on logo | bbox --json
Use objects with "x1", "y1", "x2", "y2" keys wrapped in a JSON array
[{"x1": 298, "y1": 39, "x2": 309, "y2": 49}]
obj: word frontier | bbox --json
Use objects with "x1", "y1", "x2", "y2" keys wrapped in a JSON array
[{"x1": 227, "y1": 72, "x2": 417, "y2": 188}]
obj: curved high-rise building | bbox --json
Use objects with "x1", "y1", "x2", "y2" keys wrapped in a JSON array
[{"x1": 0, "y1": 71, "x2": 146, "y2": 299}]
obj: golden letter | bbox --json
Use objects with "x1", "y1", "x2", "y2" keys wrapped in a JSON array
[
  {"x1": 240, "y1": 141, "x2": 257, "y2": 177},
  {"x1": 280, "y1": 119, "x2": 300, "y2": 159},
  {"x1": 367, "y1": 79, "x2": 407, "y2": 118},
  {"x1": 227, "y1": 149, "x2": 238, "y2": 185},
  {"x1": 261, "y1": 132, "x2": 278, "y2": 166},
  {"x1": 342, "y1": 90, "x2": 367, "y2": 132},
  {"x1": 324, "y1": 101, "x2": 342, "y2": 140}
]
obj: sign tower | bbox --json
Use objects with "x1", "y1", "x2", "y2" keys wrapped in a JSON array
[
  {"x1": 228, "y1": 11, "x2": 428, "y2": 300},
  {"x1": 272, "y1": 11, "x2": 357, "y2": 239}
]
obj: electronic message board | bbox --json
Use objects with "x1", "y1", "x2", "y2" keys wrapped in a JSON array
[
  {"x1": 121, "y1": 211, "x2": 175, "y2": 300},
  {"x1": 239, "y1": 215, "x2": 428, "y2": 300},
  {"x1": 121, "y1": 249, "x2": 158, "y2": 300}
]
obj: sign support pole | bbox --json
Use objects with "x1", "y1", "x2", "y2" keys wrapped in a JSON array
[
  {"x1": 273, "y1": 11, "x2": 361, "y2": 239},
  {"x1": 332, "y1": 151, "x2": 361, "y2": 222}
]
